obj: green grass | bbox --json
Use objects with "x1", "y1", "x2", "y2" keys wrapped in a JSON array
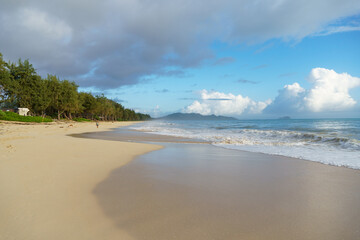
[
  {"x1": 73, "y1": 117, "x2": 91, "y2": 122},
  {"x1": 0, "y1": 110, "x2": 52, "y2": 123}
]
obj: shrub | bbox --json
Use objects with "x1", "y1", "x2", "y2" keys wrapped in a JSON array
[{"x1": 0, "y1": 111, "x2": 52, "y2": 123}]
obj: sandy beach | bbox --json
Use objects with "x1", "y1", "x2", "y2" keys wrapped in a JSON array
[
  {"x1": 79, "y1": 127, "x2": 360, "y2": 240},
  {"x1": 1, "y1": 0, "x2": 359, "y2": 238},
  {"x1": 94, "y1": 142, "x2": 360, "y2": 240},
  {"x1": 1, "y1": 121, "x2": 360, "y2": 240},
  {"x1": 0, "y1": 121, "x2": 161, "y2": 240}
]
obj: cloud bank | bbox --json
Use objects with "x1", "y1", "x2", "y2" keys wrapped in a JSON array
[
  {"x1": 184, "y1": 90, "x2": 271, "y2": 116},
  {"x1": 1, "y1": 0, "x2": 360, "y2": 88},
  {"x1": 185, "y1": 68, "x2": 360, "y2": 116}
]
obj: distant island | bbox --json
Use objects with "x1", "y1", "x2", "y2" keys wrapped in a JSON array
[{"x1": 159, "y1": 113, "x2": 237, "y2": 121}]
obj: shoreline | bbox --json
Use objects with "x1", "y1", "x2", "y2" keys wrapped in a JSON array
[
  {"x1": 1, "y1": 121, "x2": 360, "y2": 239},
  {"x1": 0, "y1": 121, "x2": 161, "y2": 240},
  {"x1": 76, "y1": 126, "x2": 359, "y2": 171},
  {"x1": 79, "y1": 126, "x2": 360, "y2": 239}
]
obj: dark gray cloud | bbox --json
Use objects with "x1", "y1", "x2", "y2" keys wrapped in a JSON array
[{"x1": 1, "y1": 0, "x2": 359, "y2": 89}]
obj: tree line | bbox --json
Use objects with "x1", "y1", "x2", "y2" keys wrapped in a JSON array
[{"x1": 0, "y1": 53, "x2": 151, "y2": 121}]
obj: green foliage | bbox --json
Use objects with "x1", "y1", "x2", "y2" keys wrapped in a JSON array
[
  {"x1": 0, "y1": 111, "x2": 52, "y2": 123},
  {"x1": 73, "y1": 117, "x2": 91, "y2": 122},
  {"x1": 0, "y1": 53, "x2": 15, "y2": 105},
  {"x1": 32, "y1": 78, "x2": 52, "y2": 117},
  {"x1": 0, "y1": 52, "x2": 151, "y2": 122}
]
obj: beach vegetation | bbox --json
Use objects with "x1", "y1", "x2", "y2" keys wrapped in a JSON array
[
  {"x1": 0, "y1": 110, "x2": 52, "y2": 122},
  {"x1": 73, "y1": 117, "x2": 91, "y2": 122},
  {"x1": 0, "y1": 52, "x2": 151, "y2": 122}
]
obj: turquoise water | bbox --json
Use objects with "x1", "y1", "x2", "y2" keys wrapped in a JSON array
[{"x1": 131, "y1": 118, "x2": 360, "y2": 169}]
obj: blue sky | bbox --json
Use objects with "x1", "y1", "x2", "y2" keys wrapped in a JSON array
[
  {"x1": 104, "y1": 27, "x2": 360, "y2": 117},
  {"x1": 1, "y1": 0, "x2": 360, "y2": 118}
]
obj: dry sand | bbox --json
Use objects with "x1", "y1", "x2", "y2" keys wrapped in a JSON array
[{"x1": 0, "y1": 120, "x2": 161, "y2": 240}]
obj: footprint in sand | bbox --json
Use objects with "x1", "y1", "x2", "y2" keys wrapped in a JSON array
[{"x1": 6, "y1": 144, "x2": 15, "y2": 152}]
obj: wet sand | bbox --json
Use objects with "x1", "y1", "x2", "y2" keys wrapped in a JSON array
[
  {"x1": 72, "y1": 127, "x2": 206, "y2": 144},
  {"x1": 91, "y1": 131, "x2": 360, "y2": 240}
]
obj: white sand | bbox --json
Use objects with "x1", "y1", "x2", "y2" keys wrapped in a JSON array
[{"x1": 0, "y1": 121, "x2": 162, "y2": 240}]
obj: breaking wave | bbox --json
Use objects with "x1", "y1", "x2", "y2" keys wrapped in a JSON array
[{"x1": 131, "y1": 119, "x2": 360, "y2": 169}]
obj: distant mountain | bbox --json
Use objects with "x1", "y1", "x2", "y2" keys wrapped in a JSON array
[{"x1": 159, "y1": 113, "x2": 237, "y2": 121}]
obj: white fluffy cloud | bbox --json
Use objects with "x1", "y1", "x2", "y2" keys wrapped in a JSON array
[
  {"x1": 265, "y1": 68, "x2": 360, "y2": 115},
  {"x1": 284, "y1": 82, "x2": 305, "y2": 96},
  {"x1": 187, "y1": 68, "x2": 360, "y2": 117},
  {"x1": 304, "y1": 68, "x2": 360, "y2": 112},
  {"x1": 184, "y1": 90, "x2": 271, "y2": 116},
  {"x1": 264, "y1": 82, "x2": 307, "y2": 115}
]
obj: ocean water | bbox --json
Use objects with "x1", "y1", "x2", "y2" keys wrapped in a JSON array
[{"x1": 130, "y1": 118, "x2": 360, "y2": 169}]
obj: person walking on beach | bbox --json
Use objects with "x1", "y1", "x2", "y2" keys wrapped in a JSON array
[{"x1": 96, "y1": 121, "x2": 99, "y2": 128}]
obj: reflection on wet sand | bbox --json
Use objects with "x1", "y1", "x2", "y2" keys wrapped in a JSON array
[
  {"x1": 94, "y1": 142, "x2": 360, "y2": 240},
  {"x1": 72, "y1": 128, "x2": 206, "y2": 144}
]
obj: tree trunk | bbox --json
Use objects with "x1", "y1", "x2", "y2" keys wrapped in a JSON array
[{"x1": 63, "y1": 112, "x2": 69, "y2": 119}]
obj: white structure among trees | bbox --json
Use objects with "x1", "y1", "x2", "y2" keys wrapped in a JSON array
[{"x1": 18, "y1": 108, "x2": 30, "y2": 116}]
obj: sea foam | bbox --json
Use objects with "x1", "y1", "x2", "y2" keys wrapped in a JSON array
[{"x1": 131, "y1": 119, "x2": 360, "y2": 169}]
